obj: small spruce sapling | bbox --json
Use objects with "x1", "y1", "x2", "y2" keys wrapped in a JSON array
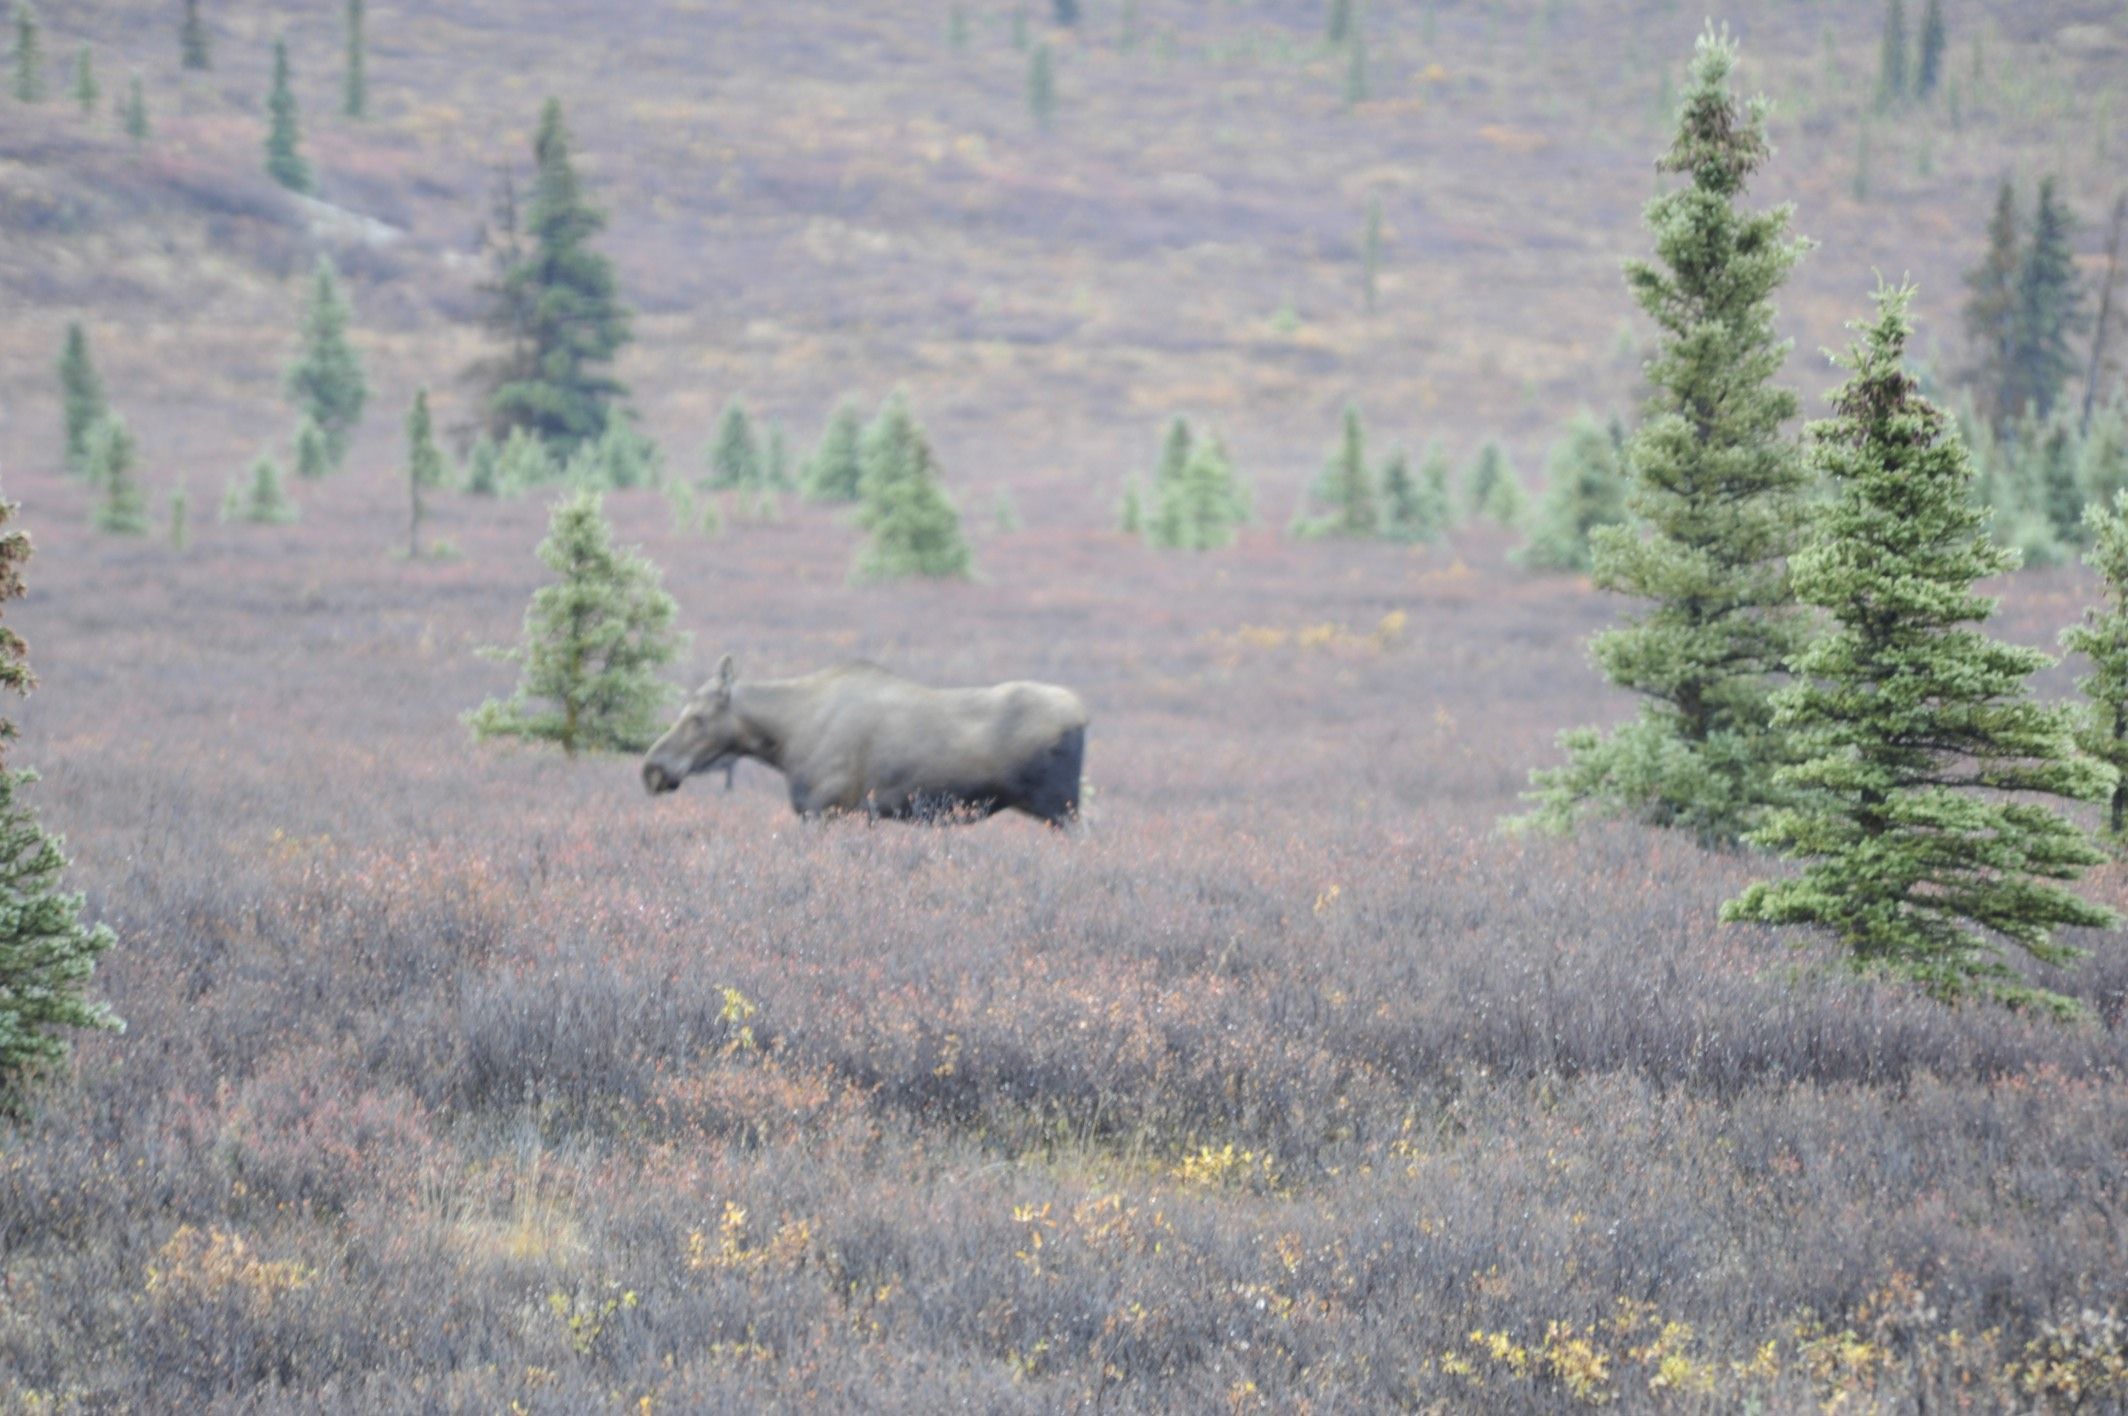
[
  {"x1": 12, "y1": 3, "x2": 44, "y2": 104},
  {"x1": 122, "y1": 73, "x2": 147, "y2": 144},
  {"x1": 405, "y1": 388, "x2": 446, "y2": 559},
  {"x1": 802, "y1": 399, "x2": 866, "y2": 502},
  {"x1": 224, "y1": 453, "x2": 298, "y2": 525},
  {"x1": 466, "y1": 490, "x2": 684, "y2": 755},
  {"x1": 57, "y1": 324, "x2": 108, "y2": 478},
  {"x1": 855, "y1": 393, "x2": 972, "y2": 580},
  {"x1": 89, "y1": 420, "x2": 149, "y2": 535},
  {"x1": 285, "y1": 259, "x2": 367, "y2": 470},
  {"x1": 705, "y1": 400, "x2": 762, "y2": 490},
  {"x1": 1517, "y1": 413, "x2": 1631, "y2": 572}
]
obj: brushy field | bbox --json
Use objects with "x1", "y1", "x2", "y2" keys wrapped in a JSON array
[
  {"x1": 2, "y1": 470, "x2": 2126, "y2": 1411},
  {"x1": 6, "y1": 0, "x2": 2128, "y2": 1409}
]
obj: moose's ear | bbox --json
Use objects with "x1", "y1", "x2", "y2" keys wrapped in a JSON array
[{"x1": 715, "y1": 654, "x2": 736, "y2": 697}]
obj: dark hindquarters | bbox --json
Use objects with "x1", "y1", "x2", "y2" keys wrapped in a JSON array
[{"x1": 1013, "y1": 726, "x2": 1084, "y2": 828}]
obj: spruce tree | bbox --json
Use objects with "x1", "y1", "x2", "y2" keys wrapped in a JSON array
[
  {"x1": 1521, "y1": 31, "x2": 1813, "y2": 845},
  {"x1": 292, "y1": 416, "x2": 331, "y2": 480},
  {"x1": 343, "y1": 0, "x2": 365, "y2": 119},
  {"x1": 88, "y1": 420, "x2": 148, "y2": 534},
  {"x1": 1028, "y1": 42, "x2": 1055, "y2": 130},
  {"x1": 404, "y1": 388, "x2": 445, "y2": 559},
  {"x1": 1383, "y1": 445, "x2": 1452, "y2": 543},
  {"x1": 1361, "y1": 196, "x2": 1383, "y2": 314},
  {"x1": 167, "y1": 481, "x2": 189, "y2": 553},
  {"x1": 1151, "y1": 436, "x2": 1248, "y2": 551},
  {"x1": 765, "y1": 421, "x2": 793, "y2": 490},
  {"x1": 1343, "y1": 28, "x2": 1368, "y2": 109},
  {"x1": 1303, "y1": 403, "x2": 1379, "y2": 537},
  {"x1": 2063, "y1": 491, "x2": 2128, "y2": 839},
  {"x1": 586, "y1": 416, "x2": 661, "y2": 490},
  {"x1": 2032, "y1": 416, "x2": 2083, "y2": 547},
  {"x1": 802, "y1": 398, "x2": 866, "y2": 502},
  {"x1": 705, "y1": 399, "x2": 762, "y2": 489},
  {"x1": 1150, "y1": 416, "x2": 1192, "y2": 517},
  {"x1": 1963, "y1": 179, "x2": 2022, "y2": 426},
  {"x1": 1876, "y1": 0, "x2": 1907, "y2": 109},
  {"x1": 1915, "y1": 0, "x2": 1946, "y2": 98},
  {"x1": 70, "y1": 45, "x2": 94, "y2": 115},
  {"x1": 467, "y1": 491, "x2": 682, "y2": 755},
  {"x1": 495, "y1": 426, "x2": 557, "y2": 494},
  {"x1": 485, "y1": 100, "x2": 631, "y2": 454},
  {"x1": 1326, "y1": 0, "x2": 1353, "y2": 45},
  {"x1": 1725, "y1": 286, "x2": 2115, "y2": 1014},
  {"x1": 264, "y1": 37, "x2": 310, "y2": 194},
  {"x1": 1118, "y1": 477, "x2": 1144, "y2": 535},
  {"x1": 57, "y1": 323, "x2": 107, "y2": 478},
  {"x1": 1518, "y1": 412, "x2": 1632, "y2": 572},
  {"x1": 284, "y1": 258, "x2": 366, "y2": 469},
  {"x1": 2009, "y1": 177, "x2": 2085, "y2": 423},
  {"x1": 223, "y1": 453, "x2": 298, "y2": 524},
  {"x1": 180, "y1": 0, "x2": 211, "y2": 72},
  {"x1": 2081, "y1": 401, "x2": 2128, "y2": 509},
  {"x1": 0, "y1": 501, "x2": 119, "y2": 1111},
  {"x1": 121, "y1": 72, "x2": 146, "y2": 145},
  {"x1": 1464, "y1": 442, "x2": 1525, "y2": 526},
  {"x1": 855, "y1": 394, "x2": 972, "y2": 579},
  {"x1": 10, "y1": 2, "x2": 42, "y2": 104}
]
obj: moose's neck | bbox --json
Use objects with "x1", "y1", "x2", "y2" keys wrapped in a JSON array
[{"x1": 730, "y1": 680, "x2": 808, "y2": 772}]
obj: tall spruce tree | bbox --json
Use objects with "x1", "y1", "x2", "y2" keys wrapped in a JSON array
[
  {"x1": 57, "y1": 324, "x2": 107, "y2": 478},
  {"x1": 404, "y1": 388, "x2": 445, "y2": 559},
  {"x1": 284, "y1": 258, "x2": 366, "y2": 470},
  {"x1": 2010, "y1": 177, "x2": 2086, "y2": 423},
  {"x1": 801, "y1": 398, "x2": 866, "y2": 502},
  {"x1": 855, "y1": 394, "x2": 972, "y2": 580},
  {"x1": 1520, "y1": 31, "x2": 1813, "y2": 845},
  {"x1": 1963, "y1": 179, "x2": 2023, "y2": 427},
  {"x1": 1726, "y1": 286, "x2": 2115, "y2": 1013},
  {"x1": 180, "y1": 0, "x2": 211, "y2": 71},
  {"x1": 11, "y1": 2, "x2": 43, "y2": 103},
  {"x1": 2064, "y1": 490, "x2": 2128, "y2": 838},
  {"x1": 1517, "y1": 413, "x2": 1632, "y2": 573},
  {"x1": 342, "y1": 0, "x2": 365, "y2": 119},
  {"x1": 484, "y1": 100, "x2": 631, "y2": 454},
  {"x1": 263, "y1": 37, "x2": 310, "y2": 193},
  {"x1": 467, "y1": 491, "x2": 682, "y2": 755},
  {"x1": 1916, "y1": 0, "x2": 1946, "y2": 97},
  {"x1": 0, "y1": 502, "x2": 120, "y2": 1111}
]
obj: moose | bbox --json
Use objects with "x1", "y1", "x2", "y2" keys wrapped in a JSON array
[{"x1": 641, "y1": 657, "x2": 1087, "y2": 827}]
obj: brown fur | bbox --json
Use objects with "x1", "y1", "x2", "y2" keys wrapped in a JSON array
[{"x1": 642, "y1": 657, "x2": 1087, "y2": 827}]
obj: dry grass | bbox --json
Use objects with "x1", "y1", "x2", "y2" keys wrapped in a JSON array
[{"x1": 5, "y1": 0, "x2": 2128, "y2": 1408}]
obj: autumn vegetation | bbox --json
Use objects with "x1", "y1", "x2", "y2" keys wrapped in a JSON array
[{"x1": 5, "y1": 0, "x2": 2128, "y2": 1408}]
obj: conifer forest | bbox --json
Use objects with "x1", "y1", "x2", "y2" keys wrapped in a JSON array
[{"x1": 10, "y1": 0, "x2": 2128, "y2": 1408}]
